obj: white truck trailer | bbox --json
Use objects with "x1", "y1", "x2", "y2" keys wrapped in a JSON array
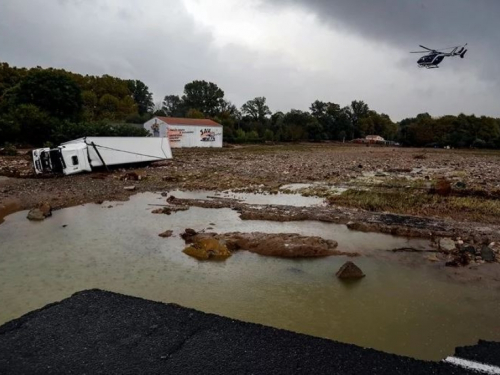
[{"x1": 32, "y1": 137, "x2": 172, "y2": 175}]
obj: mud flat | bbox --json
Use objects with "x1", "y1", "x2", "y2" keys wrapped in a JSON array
[{"x1": 1, "y1": 144, "x2": 500, "y2": 236}]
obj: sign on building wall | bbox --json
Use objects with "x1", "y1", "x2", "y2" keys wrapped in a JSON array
[
  {"x1": 167, "y1": 126, "x2": 222, "y2": 148},
  {"x1": 143, "y1": 118, "x2": 223, "y2": 148}
]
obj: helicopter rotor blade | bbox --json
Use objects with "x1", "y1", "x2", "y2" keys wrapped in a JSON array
[{"x1": 419, "y1": 45, "x2": 435, "y2": 51}]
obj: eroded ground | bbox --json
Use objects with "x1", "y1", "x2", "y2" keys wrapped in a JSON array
[{"x1": 1, "y1": 144, "x2": 499, "y2": 241}]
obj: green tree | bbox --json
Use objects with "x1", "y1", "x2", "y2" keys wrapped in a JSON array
[
  {"x1": 263, "y1": 129, "x2": 274, "y2": 141},
  {"x1": 162, "y1": 95, "x2": 185, "y2": 117},
  {"x1": 0, "y1": 115, "x2": 20, "y2": 144},
  {"x1": 81, "y1": 90, "x2": 98, "y2": 121},
  {"x1": 98, "y1": 94, "x2": 120, "y2": 119},
  {"x1": 182, "y1": 80, "x2": 224, "y2": 117},
  {"x1": 127, "y1": 80, "x2": 154, "y2": 115},
  {"x1": 186, "y1": 108, "x2": 205, "y2": 119},
  {"x1": 13, "y1": 70, "x2": 82, "y2": 120},
  {"x1": 310, "y1": 100, "x2": 342, "y2": 140},
  {"x1": 241, "y1": 97, "x2": 271, "y2": 122},
  {"x1": 12, "y1": 104, "x2": 57, "y2": 145}
]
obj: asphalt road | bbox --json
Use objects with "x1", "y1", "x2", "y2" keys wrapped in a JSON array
[{"x1": 0, "y1": 289, "x2": 491, "y2": 374}]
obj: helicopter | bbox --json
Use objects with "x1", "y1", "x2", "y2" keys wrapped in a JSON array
[{"x1": 411, "y1": 44, "x2": 468, "y2": 69}]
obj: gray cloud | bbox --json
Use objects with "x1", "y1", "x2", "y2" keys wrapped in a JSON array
[
  {"x1": 0, "y1": 0, "x2": 499, "y2": 120},
  {"x1": 267, "y1": 0, "x2": 500, "y2": 84}
]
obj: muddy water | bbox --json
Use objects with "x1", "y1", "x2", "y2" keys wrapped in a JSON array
[
  {"x1": 1, "y1": 193, "x2": 499, "y2": 361},
  {"x1": 168, "y1": 189, "x2": 326, "y2": 206}
]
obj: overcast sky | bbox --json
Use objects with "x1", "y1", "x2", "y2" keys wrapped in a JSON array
[{"x1": 1, "y1": 0, "x2": 498, "y2": 120}]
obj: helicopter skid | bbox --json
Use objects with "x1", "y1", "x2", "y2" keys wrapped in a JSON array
[{"x1": 418, "y1": 64, "x2": 439, "y2": 69}]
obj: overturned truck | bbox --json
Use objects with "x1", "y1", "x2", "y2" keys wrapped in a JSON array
[{"x1": 32, "y1": 137, "x2": 172, "y2": 176}]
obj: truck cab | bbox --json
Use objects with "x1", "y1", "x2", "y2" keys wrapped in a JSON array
[{"x1": 32, "y1": 143, "x2": 92, "y2": 175}]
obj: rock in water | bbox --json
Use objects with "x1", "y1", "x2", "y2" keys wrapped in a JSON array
[
  {"x1": 158, "y1": 230, "x2": 173, "y2": 238},
  {"x1": 183, "y1": 238, "x2": 231, "y2": 261},
  {"x1": 38, "y1": 203, "x2": 52, "y2": 217},
  {"x1": 481, "y1": 246, "x2": 495, "y2": 262},
  {"x1": 336, "y1": 262, "x2": 365, "y2": 280},
  {"x1": 27, "y1": 208, "x2": 45, "y2": 221},
  {"x1": 27, "y1": 203, "x2": 52, "y2": 221}
]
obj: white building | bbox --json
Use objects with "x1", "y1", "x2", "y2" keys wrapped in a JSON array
[
  {"x1": 365, "y1": 135, "x2": 385, "y2": 142},
  {"x1": 144, "y1": 117, "x2": 223, "y2": 148}
]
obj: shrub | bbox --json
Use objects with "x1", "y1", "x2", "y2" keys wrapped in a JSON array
[{"x1": 0, "y1": 142, "x2": 17, "y2": 156}]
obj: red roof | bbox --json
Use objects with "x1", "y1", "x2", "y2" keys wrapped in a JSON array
[{"x1": 156, "y1": 117, "x2": 222, "y2": 127}]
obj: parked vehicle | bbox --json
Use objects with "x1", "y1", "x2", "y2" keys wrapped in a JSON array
[{"x1": 32, "y1": 137, "x2": 172, "y2": 175}]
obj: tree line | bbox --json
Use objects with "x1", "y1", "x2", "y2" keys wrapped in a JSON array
[{"x1": 1, "y1": 61, "x2": 499, "y2": 148}]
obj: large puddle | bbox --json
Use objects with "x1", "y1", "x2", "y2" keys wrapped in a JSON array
[
  {"x1": 1, "y1": 193, "x2": 500, "y2": 361},
  {"x1": 168, "y1": 189, "x2": 326, "y2": 207}
]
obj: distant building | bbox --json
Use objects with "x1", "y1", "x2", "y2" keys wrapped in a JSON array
[
  {"x1": 143, "y1": 117, "x2": 223, "y2": 148},
  {"x1": 365, "y1": 135, "x2": 385, "y2": 142}
]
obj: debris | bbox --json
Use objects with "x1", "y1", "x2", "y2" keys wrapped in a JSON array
[
  {"x1": 336, "y1": 261, "x2": 365, "y2": 280},
  {"x1": 123, "y1": 186, "x2": 136, "y2": 191}
]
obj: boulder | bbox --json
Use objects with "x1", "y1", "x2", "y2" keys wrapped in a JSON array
[
  {"x1": 27, "y1": 203, "x2": 52, "y2": 221},
  {"x1": 481, "y1": 246, "x2": 495, "y2": 262},
  {"x1": 183, "y1": 238, "x2": 231, "y2": 261},
  {"x1": 336, "y1": 262, "x2": 365, "y2": 280},
  {"x1": 181, "y1": 228, "x2": 198, "y2": 241},
  {"x1": 27, "y1": 208, "x2": 45, "y2": 221},
  {"x1": 438, "y1": 238, "x2": 456, "y2": 253},
  {"x1": 158, "y1": 230, "x2": 173, "y2": 238},
  {"x1": 38, "y1": 203, "x2": 52, "y2": 217}
]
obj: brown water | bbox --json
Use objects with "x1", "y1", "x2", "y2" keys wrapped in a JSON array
[
  {"x1": 0, "y1": 193, "x2": 499, "y2": 361},
  {"x1": 169, "y1": 189, "x2": 327, "y2": 206}
]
